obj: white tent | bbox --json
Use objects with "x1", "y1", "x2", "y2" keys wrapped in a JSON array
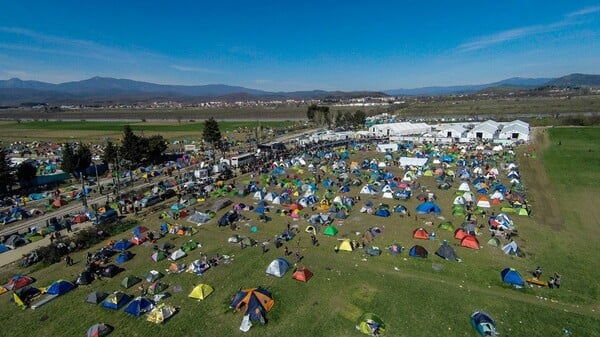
[
  {"x1": 360, "y1": 185, "x2": 377, "y2": 195},
  {"x1": 169, "y1": 249, "x2": 187, "y2": 261},
  {"x1": 458, "y1": 182, "x2": 471, "y2": 192}
]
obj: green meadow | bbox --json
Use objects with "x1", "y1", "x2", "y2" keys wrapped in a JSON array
[{"x1": 0, "y1": 126, "x2": 598, "y2": 337}]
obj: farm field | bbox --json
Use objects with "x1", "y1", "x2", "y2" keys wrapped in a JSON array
[
  {"x1": 0, "y1": 127, "x2": 598, "y2": 337},
  {"x1": 0, "y1": 120, "x2": 298, "y2": 143}
]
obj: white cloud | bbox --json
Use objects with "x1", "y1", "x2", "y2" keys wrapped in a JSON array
[
  {"x1": 456, "y1": 6, "x2": 599, "y2": 52},
  {"x1": 170, "y1": 65, "x2": 218, "y2": 73}
]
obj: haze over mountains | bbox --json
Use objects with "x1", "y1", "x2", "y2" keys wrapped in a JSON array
[{"x1": 0, "y1": 73, "x2": 599, "y2": 106}]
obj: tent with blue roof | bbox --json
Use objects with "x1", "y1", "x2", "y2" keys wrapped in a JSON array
[
  {"x1": 124, "y1": 297, "x2": 154, "y2": 316},
  {"x1": 101, "y1": 292, "x2": 132, "y2": 310},
  {"x1": 500, "y1": 268, "x2": 525, "y2": 288},
  {"x1": 47, "y1": 280, "x2": 75, "y2": 295},
  {"x1": 113, "y1": 240, "x2": 133, "y2": 251},
  {"x1": 265, "y1": 258, "x2": 292, "y2": 278},
  {"x1": 416, "y1": 202, "x2": 441, "y2": 214}
]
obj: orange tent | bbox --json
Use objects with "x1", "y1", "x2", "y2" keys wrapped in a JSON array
[
  {"x1": 454, "y1": 228, "x2": 468, "y2": 240},
  {"x1": 292, "y1": 267, "x2": 313, "y2": 282},
  {"x1": 52, "y1": 199, "x2": 67, "y2": 208},
  {"x1": 412, "y1": 227, "x2": 429, "y2": 240},
  {"x1": 460, "y1": 235, "x2": 480, "y2": 249}
]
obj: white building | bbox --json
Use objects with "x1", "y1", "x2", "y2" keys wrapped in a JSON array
[
  {"x1": 467, "y1": 120, "x2": 500, "y2": 140},
  {"x1": 498, "y1": 120, "x2": 530, "y2": 142},
  {"x1": 436, "y1": 124, "x2": 466, "y2": 138},
  {"x1": 369, "y1": 122, "x2": 430, "y2": 137}
]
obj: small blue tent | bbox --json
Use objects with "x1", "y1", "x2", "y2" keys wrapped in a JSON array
[
  {"x1": 47, "y1": 280, "x2": 75, "y2": 295},
  {"x1": 113, "y1": 240, "x2": 133, "y2": 251},
  {"x1": 124, "y1": 297, "x2": 154, "y2": 316},
  {"x1": 501, "y1": 268, "x2": 525, "y2": 288},
  {"x1": 471, "y1": 311, "x2": 498, "y2": 337},
  {"x1": 416, "y1": 202, "x2": 441, "y2": 214},
  {"x1": 115, "y1": 251, "x2": 133, "y2": 264},
  {"x1": 374, "y1": 209, "x2": 391, "y2": 217},
  {"x1": 0, "y1": 244, "x2": 10, "y2": 253},
  {"x1": 101, "y1": 292, "x2": 131, "y2": 310},
  {"x1": 409, "y1": 245, "x2": 428, "y2": 258}
]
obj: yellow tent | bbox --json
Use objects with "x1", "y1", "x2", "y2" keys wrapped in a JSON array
[
  {"x1": 147, "y1": 304, "x2": 178, "y2": 323},
  {"x1": 338, "y1": 239, "x2": 354, "y2": 252},
  {"x1": 188, "y1": 284, "x2": 214, "y2": 301}
]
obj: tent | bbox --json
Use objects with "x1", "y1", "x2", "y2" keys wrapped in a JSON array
[
  {"x1": 230, "y1": 287, "x2": 274, "y2": 322},
  {"x1": 133, "y1": 226, "x2": 149, "y2": 237},
  {"x1": 144, "y1": 270, "x2": 164, "y2": 282},
  {"x1": 501, "y1": 268, "x2": 525, "y2": 288},
  {"x1": 101, "y1": 292, "x2": 132, "y2": 310},
  {"x1": 124, "y1": 297, "x2": 154, "y2": 316},
  {"x1": 292, "y1": 267, "x2": 313, "y2": 282},
  {"x1": 409, "y1": 245, "x2": 428, "y2": 258},
  {"x1": 115, "y1": 251, "x2": 133, "y2": 264},
  {"x1": 438, "y1": 221, "x2": 454, "y2": 232},
  {"x1": 86, "y1": 291, "x2": 108, "y2": 304},
  {"x1": 147, "y1": 303, "x2": 178, "y2": 324},
  {"x1": 101, "y1": 265, "x2": 122, "y2": 278},
  {"x1": 181, "y1": 240, "x2": 198, "y2": 252},
  {"x1": 412, "y1": 227, "x2": 429, "y2": 240},
  {"x1": 0, "y1": 244, "x2": 10, "y2": 253},
  {"x1": 460, "y1": 235, "x2": 480, "y2": 249},
  {"x1": 356, "y1": 313, "x2": 386, "y2": 336},
  {"x1": 4, "y1": 235, "x2": 28, "y2": 249},
  {"x1": 121, "y1": 276, "x2": 141, "y2": 289},
  {"x1": 76, "y1": 271, "x2": 95, "y2": 285},
  {"x1": 151, "y1": 251, "x2": 167, "y2": 262},
  {"x1": 86, "y1": 323, "x2": 113, "y2": 337},
  {"x1": 502, "y1": 241, "x2": 518, "y2": 255},
  {"x1": 147, "y1": 281, "x2": 168, "y2": 295},
  {"x1": 335, "y1": 239, "x2": 352, "y2": 252},
  {"x1": 454, "y1": 228, "x2": 468, "y2": 240},
  {"x1": 435, "y1": 241, "x2": 460, "y2": 261},
  {"x1": 471, "y1": 311, "x2": 498, "y2": 337},
  {"x1": 112, "y1": 240, "x2": 133, "y2": 251},
  {"x1": 47, "y1": 280, "x2": 75, "y2": 295},
  {"x1": 388, "y1": 243, "x2": 403, "y2": 255},
  {"x1": 374, "y1": 209, "x2": 391, "y2": 217},
  {"x1": 487, "y1": 237, "x2": 501, "y2": 247},
  {"x1": 187, "y1": 212, "x2": 212, "y2": 225},
  {"x1": 266, "y1": 258, "x2": 292, "y2": 278},
  {"x1": 169, "y1": 249, "x2": 187, "y2": 261},
  {"x1": 5, "y1": 275, "x2": 34, "y2": 291},
  {"x1": 188, "y1": 283, "x2": 214, "y2": 300},
  {"x1": 416, "y1": 202, "x2": 441, "y2": 214},
  {"x1": 323, "y1": 225, "x2": 338, "y2": 237}
]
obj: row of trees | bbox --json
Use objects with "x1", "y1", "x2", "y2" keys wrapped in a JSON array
[
  {"x1": 102, "y1": 125, "x2": 168, "y2": 166},
  {"x1": 306, "y1": 104, "x2": 366, "y2": 128}
]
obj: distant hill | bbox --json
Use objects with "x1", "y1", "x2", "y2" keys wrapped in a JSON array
[
  {"x1": 0, "y1": 77, "x2": 386, "y2": 105},
  {"x1": 385, "y1": 77, "x2": 554, "y2": 96},
  {"x1": 545, "y1": 74, "x2": 600, "y2": 87}
]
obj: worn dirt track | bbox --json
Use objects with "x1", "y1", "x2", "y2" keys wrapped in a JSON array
[{"x1": 519, "y1": 127, "x2": 564, "y2": 230}]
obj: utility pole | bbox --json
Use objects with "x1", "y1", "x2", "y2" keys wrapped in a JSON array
[{"x1": 115, "y1": 148, "x2": 121, "y2": 198}]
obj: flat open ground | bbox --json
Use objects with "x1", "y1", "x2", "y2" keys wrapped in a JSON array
[{"x1": 0, "y1": 126, "x2": 598, "y2": 336}]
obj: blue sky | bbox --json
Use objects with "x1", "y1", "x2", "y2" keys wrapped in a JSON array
[{"x1": 0, "y1": 1, "x2": 599, "y2": 91}]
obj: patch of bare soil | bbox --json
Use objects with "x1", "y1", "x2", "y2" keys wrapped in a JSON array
[{"x1": 518, "y1": 127, "x2": 564, "y2": 230}]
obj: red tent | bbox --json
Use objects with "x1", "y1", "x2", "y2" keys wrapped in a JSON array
[
  {"x1": 292, "y1": 267, "x2": 313, "y2": 282},
  {"x1": 460, "y1": 235, "x2": 480, "y2": 249},
  {"x1": 6, "y1": 275, "x2": 34, "y2": 291},
  {"x1": 52, "y1": 199, "x2": 67, "y2": 208},
  {"x1": 454, "y1": 228, "x2": 468, "y2": 240},
  {"x1": 73, "y1": 214, "x2": 89, "y2": 223},
  {"x1": 412, "y1": 227, "x2": 429, "y2": 240}
]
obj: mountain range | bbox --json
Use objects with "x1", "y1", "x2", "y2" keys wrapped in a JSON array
[{"x1": 0, "y1": 73, "x2": 599, "y2": 106}]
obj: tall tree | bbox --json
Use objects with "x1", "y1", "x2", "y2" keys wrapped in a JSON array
[
  {"x1": 16, "y1": 161, "x2": 37, "y2": 185},
  {"x1": 147, "y1": 135, "x2": 167, "y2": 164},
  {"x1": 203, "y1": 117, "x2": 222, "y2": 149},
  {"x1": 60, "y1": 143, "x2": 76, "y2": 174},
  {"x1": 0, "y1": 148, "x2": 14, "y2": 195},
  {"x1": 120, "y1": 125, "x2": 142, "y2": 164},
  {"x1": 102, "y1": 140, "x2": 118, "y2": 164},
  {"x1": 74, "y1": 144, "x2": 92, "y2": 177}
]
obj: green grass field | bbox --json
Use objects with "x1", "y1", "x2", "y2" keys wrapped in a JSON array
[{"x1": 0, "y1": 127, "x2": 598, "y2": 337}]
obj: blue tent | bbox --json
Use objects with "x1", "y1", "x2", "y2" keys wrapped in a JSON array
[
  {"x1": 471, "y1": 311, "x2": 498, "y2": 337},
  {"x1": 338, "y1": 185, "x2": 350, "y2": 193},
  {"x1": 254, "y1": 207, "x2": 267, "y2": 214},
  {"x1": 416, "y1": 202, "x2": 441, "y2": 214},
  {"x1": 492, "y1": 184, "x2": 507, "y2": 194},
  {"x1": 113, "y1": 240, "x2": 133, "y2": 251},
  {"x1": 374, "y1": 209, "x2": 391, "y2": 217},
  {"x1": 322, "y1": 179, "x2": 334, "y2": 188},
  {"x1": 409, "y1": 245, "x2": 428, "y2": 258},
  {"x1": 47, "y1": 280, "x2": 75, "y2": 295},
  {"x1": 394, "y1": 205, "x2": 408, "y2": 214},
  {"x1": 0, "y1": 244, "x2": 10, "y2": 253},
  {"x1": 501, "y1": 268, "x2": 525, "y2": 288},
  {"x1": 124, "y1": 297, "x2": 154, "y2": 316},
  {"x1": 115, "y1": 251, "x2": 133, "y2": 264},
  {"x1": 101, "y1": 292, "x2": 132, "y2": 310}
]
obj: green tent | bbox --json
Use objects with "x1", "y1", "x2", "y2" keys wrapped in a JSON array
[
  {"x1": 182, "y1": 240, "x2": 198, "y2": 252},
  {"x1": 356, "y1": 313, "x2": 386, "y2": 335},
  {"x1": 147, "y1": 281, "x2": 168, "y2": 295},
  {"x1": 438, "y1": 221, "x2": 455, "y2": 232},
  {"x1": 121, "y1": 276, "x2": 141, "y2": 289},
  {"x1": 518, "y1": 208, "x2": 529, "y2": 216},
  {"x1": 323, "y1": 225, "x2": 338, "y2": 237},
  {"x1": 487, "y1": 237, "x2": 501, "y2": 247},
  {"x1": 452, "y1": 206, "x2": 465, "y2": 216}
]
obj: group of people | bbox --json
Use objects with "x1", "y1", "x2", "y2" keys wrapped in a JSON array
[{"x1": 533, "y1": 267, "x2": 562, "y2": 289}]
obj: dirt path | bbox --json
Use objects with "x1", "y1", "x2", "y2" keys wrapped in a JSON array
[{"x1": 519, "y1": 127, "x2": 564, "y2": 230}]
